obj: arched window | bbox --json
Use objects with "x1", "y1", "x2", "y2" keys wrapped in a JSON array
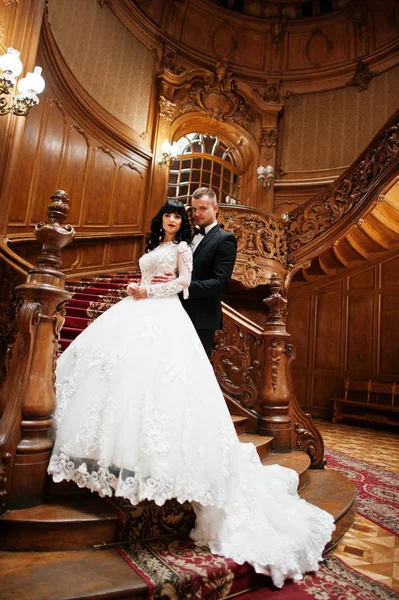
[{"x1": 167, "y1": 133, "x2": 241, "y2": 204}]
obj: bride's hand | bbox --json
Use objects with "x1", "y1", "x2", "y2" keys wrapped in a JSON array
[
  {"x1": 131, "y1": 286, "x2": 148, "y2": 301},
  {"x1": 127, "y1": 282, "x2": 139, "y2": 296}
]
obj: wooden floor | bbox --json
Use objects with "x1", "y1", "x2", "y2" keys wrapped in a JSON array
[{"x1": 316, "y1": 419, "x2": 399, "y2": 594}]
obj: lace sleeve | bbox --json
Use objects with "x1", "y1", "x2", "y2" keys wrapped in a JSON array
[{"x1": 146, "y1": 242, "x2": 193, "y2": 299}]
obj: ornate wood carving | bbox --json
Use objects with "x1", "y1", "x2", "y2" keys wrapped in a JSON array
[
  {"x1": 347, "y1": 0, "x2": 368, "y2": 43},
  {"x1": 270, "y1": 16, "x2": 287, "y2": 56},
  {"x1": 162, "y1": 47, "x2": 185, "y2": 75},
  {"x1": 120, "y1": 0, "x2": 399, "y2": 96},
  {"x1": 0, "y1": 262, "x2": 23, "y2": 388},
  {"x1": 219, "y1": 207, "x2": 287, "y2": 265},
  {"x1": 0, "y1": 191, "x2": 75, "y2": 512},
  {"x1": 263, "y1": 81, "x2": 280, "y2": 103},
  {"x1": 295, "y1": 422, "x2": 325, "y2": 469},
  {"x1": 179, "y1": 60, "x2": 253, "y2": 130},
  {"x1": 264, "y1": 273, "x2": 288, "y2": 327},
  {"x1": 258, "y1": 274, "x2": 292, "y2": 451},
  {"x1": 287, "y1": 111, "x2": 399, "y2": 264},
  {"x1": 213, "y1": 320, "x2": 264, "y2": 416},
  {"x1": 350, "y1": 60, "x2": 374, "y2": 91},
  {"x1": 159, "y1": 95, "x2": 176, "y2": 122}
]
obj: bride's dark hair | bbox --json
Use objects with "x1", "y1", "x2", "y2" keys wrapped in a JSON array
[{"x1": 145, "y1": 199, "x2": 192, "y2": 252}]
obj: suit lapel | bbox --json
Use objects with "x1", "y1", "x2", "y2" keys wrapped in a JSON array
[{"x1": 193, "y1": 224, "x2": 220, "y2": 259}]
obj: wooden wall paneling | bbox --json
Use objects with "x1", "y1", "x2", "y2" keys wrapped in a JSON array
[
  {"x1": 30, "y1": 99, "x2": 66, "y2": 224},
  {"x1": 312, "y1": 373, "x2": 343, "y2": 417},
  {"x1": 111, "y1": 163, "x2": 146, "y2": 228},
  {"x1": 348, "y1": 266, "x2": 375, "y2": 290},
  {"x1": 58, "y1": 124, "x2": 90, "y2": 226},
  {"x1": 0, "y1": 0, "x2": 46, "y2": 235},
  {"x1": 57, "y1": 244, "x2": 79, "y2": 273},
  {"x1": 287, "y1": 21, "x2": 349, "y2": 71},
  {"x1": 287, "y1": 295, "x2": 311, "y2": 370},
  {"x1": 107, "y1": 238, "x2": 141, "y2": 267},
  {"x1": 370, "y1": 0, "x2": 399, "y2": 50},
  {"x1": 291, "y1": 372, "x2": 309, "y2": 409},
  {"x1": 346, "y1": 294, "x2": 374, "y2": 374},
  {"x1": 314, "y1": 292, "x2": 343, "y2": 371},
  {"x1": 83, "y1": 147, "x2": 117, "y2": 227},
  {"x1": 378, "y1": 293, "x2": 399, "y2": 377},
  {"x1": 7, "y1": 99, "x2": 45, "y2": 225},
  {"x1": 380, "y1": 252, "x2": 399, "y2": 288},
  {"x1": 378, "y1": 253, "x2": 399, "y2": 378},
  {"x1": 78, "y1": 242, "x2": 107, "y2": 270}
]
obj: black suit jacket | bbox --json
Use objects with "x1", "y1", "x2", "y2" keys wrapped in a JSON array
[{"x1": 182, "y1": 224, "x2": 237, "y2": 331}]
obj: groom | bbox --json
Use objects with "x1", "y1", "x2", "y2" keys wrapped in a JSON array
[{"x1": 154, "y1": 187, "x2": 237, "y2": 357}]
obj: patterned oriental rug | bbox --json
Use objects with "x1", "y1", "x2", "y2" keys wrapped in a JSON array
[
  {"x1": 324, "y1": 448, "x2": 399, "y2": 536},
  {"x1": 106, "y1": 451, "x2": 398, "y2": 600}
]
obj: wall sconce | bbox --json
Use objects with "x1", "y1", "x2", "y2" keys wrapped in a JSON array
[
  {"x1": 159, "y1": 139, "x2": 179, "y2": 166},
  {"x1": 0, "y1": 48, "x2": 45, "y2": 117},
  {"x1": 257, "y1": 164, "x2": 274, "y2": 188}
]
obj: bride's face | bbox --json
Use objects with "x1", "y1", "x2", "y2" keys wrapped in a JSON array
[{"x1": 162, "y1": 212, "x2": 182, "y2": 238}]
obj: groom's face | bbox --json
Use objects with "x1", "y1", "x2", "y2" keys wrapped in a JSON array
[{"x1": 191, "y1": 196, "x2": 218, "y2": 228}]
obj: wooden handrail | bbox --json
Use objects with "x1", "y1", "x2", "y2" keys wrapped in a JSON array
[
  {"x1": 287, "y1": 109, "x2": 399, "y2": 265},
  {"x1": 0, "y1": 191, "x2": 75, "y2": 513},
  {"x1": 217, "y1": 274, "x2": 325, "y2": 466}
]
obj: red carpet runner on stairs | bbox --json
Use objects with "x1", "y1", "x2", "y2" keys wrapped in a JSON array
[{"x1": 60, "y1": 273, "x2": 141, "y2": 351}]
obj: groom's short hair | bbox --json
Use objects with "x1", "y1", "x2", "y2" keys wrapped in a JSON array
[{"x1": 192, "y1": 187, "x2": 217, "y2": 204}]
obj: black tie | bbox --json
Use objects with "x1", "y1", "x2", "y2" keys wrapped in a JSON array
[{"x1": 194, "y1": 226, "x2": 206, "y2": 236}]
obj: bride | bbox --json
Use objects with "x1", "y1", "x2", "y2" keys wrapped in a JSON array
[{"x1": 48, "y1": 199, "x2": 335, "y2": 588}]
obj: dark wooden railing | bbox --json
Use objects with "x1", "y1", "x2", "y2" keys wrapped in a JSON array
[
  {"x1": 216, "y1": 275, "x2": 325, "y2": 467},
  {"x1": 287, "y1": 109, "x2": 399, "y2": 266},
  {"x1": 0, "y1": 191, "x2": 74, "y2": 513}
]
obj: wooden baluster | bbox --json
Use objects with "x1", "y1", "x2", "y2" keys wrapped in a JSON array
[
  {"x1": 3, "y1": 191, "x2": 75, "y2": 509},
  {"x1": 258, "y1": 273, "x2": 292, "y2": 452}
]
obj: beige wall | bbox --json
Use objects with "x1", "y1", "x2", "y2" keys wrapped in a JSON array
[
  {"x1": 48, "y1": 0, "x2": 154, "y2": 135},
  {"x1": 280, "y1": 65, "x2": 399, "y2": 173}
]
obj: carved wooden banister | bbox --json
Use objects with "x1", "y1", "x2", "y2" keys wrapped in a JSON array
[
  {"x1": 0, "y1": 191, "x2": 75, "y2": 512},
  {"x1": 218, "y1": 205, "x2": 287, "y2": 288},
  {"x1": 287, "y1": 109, "x2": 399, "y2": 266},
  {"x1": 258, "y1": 274, "x2": 291, "y2": 451},
  {"x1": 216, "y1": 275, "x2": 325, "y2": 465}
]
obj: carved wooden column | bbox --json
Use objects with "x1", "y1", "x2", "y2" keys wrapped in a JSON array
[
  {"x1": 2, "y1": 191, "x2": 75, "y2": 509},
  {"x1": 258, "y1": 273, "x2": 292, "y2": 452}
]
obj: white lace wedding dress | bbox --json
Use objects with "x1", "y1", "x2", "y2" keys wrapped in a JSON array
[{"x1": 48, "y1": 240, "x2": 335, "y2": 588}]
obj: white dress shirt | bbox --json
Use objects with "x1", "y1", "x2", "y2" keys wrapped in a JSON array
[{"x1": 191, "y1": 221, "x2": 218, "y2": 252}]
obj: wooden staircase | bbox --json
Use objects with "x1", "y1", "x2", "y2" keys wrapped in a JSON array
[
  {"x1": 0, "y1": 411, "x2": 355, "y2": 600},
  {"x1": 0, "y1": 271, "x2": 356, "y2": 599}
]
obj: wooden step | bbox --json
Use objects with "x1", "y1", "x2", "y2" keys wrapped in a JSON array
[
  {"x1": 0, "y1": 495, "x2": 119, "y2": 552},
  {"x1": 238, "y1": 432, "x2": 273, "y2": 461},
  {"x1": 262, "y1": 451, "x2": 311, "y2": 490},
  {"x1": 0, "y1": 467, "x2": 356, "y2": 600},
  {"x1": 231, "y1": 414, "x2": 248, "y2": 435},
  {"x1": 0, "y1": 548, "x2": 147, "y2": 600},
  {"x1": 299, "y1": 468, "x2": 356, "y2": 551}
]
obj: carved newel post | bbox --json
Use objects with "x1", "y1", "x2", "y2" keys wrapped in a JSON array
[
  {"x1": 6, "y1": 191, "x2": 75, "y2": 508},
  {"x1": 258, "y1": 273, "x2": 293, "y2": 452}
]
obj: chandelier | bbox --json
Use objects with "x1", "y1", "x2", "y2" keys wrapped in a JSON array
[{"x1": 0, "y1": 48, "x2": 45, "y2": 117}]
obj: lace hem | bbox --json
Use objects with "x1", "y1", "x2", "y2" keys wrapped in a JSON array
[{"x1": 48, "y1": 452, "x2": 227, "y2": 508}]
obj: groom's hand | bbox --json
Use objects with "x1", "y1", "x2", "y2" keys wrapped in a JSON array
[{"x1": 151, "y1": 271, "x2": 176, "y2": 284}]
